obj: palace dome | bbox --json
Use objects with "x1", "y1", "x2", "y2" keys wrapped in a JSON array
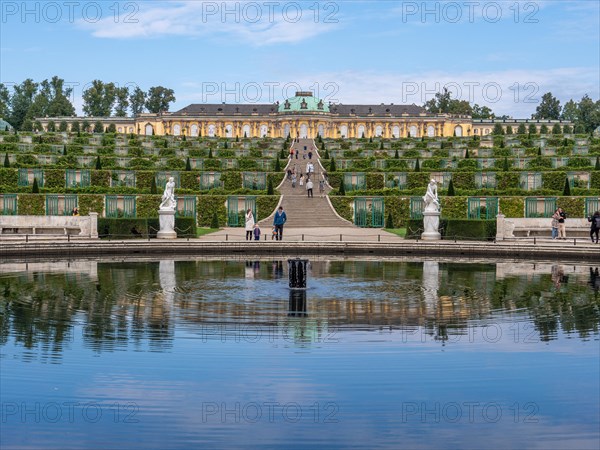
[{"x1": 278, "y1": 92, "x2": 329, "y2": 113}]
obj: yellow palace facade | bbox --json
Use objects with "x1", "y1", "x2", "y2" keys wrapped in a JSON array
[{"x1": 36, "y1": 91, "x2": 572, "y2": 138}]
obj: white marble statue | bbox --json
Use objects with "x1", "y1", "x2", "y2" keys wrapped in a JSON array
[
  {"x1": 159, "y1": 177, "x2": 176, "y2": 211},
  {"x1": 423, "y1": 179, "x2": 440, "y2": 212}
]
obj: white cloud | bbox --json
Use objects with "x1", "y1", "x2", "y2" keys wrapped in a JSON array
[{"x1": 75, "y1": 0, "x2": 339, "y2": 45}]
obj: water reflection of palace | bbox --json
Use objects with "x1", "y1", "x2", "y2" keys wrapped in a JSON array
[{"x1": 1, "y1": 259, "x2": 598, "y2": 360}]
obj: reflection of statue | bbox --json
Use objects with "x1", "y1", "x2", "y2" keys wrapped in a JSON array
[
  {"x1": 423, "y1": 179, "x2": 440, "y2": 212},
  {"x1": 159, "y1": 177, "x2": 176, "y2": 210}
]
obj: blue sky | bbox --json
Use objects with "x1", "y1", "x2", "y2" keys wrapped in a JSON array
[{"x1": 1, "y1": 0, "x2": 598, "y2": 117}]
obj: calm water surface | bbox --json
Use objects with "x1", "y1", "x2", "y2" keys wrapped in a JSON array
[{"x1": 1, "y1": 257, "x2": 599, "y2": 450}]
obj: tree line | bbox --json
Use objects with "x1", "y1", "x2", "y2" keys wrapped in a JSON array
[
  {"x1": 424, "y1": 88, "x2": 600, "y2": 133},
  {"x1": 0, "y1": 77, "x2": 175, "y2": 131}
]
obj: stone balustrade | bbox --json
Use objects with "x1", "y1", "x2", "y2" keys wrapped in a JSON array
[{"x1": 0, "y1": 213, "x2": 98, "y2": 238}]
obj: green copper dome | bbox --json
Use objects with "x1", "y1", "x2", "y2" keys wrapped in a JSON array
[{"x1": 278, "y1": 92, "x2": 329, "y2": 113}]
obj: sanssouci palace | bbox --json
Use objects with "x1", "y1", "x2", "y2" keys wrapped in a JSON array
[{"x1": 34, "y1": 91, "x2": 572, "y2": 138}]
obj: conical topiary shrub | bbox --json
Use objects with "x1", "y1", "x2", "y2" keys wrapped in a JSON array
[
  {"x1": 414, "y1": 158, "x2": 420, "y2": 172},
  {"x1": 447, "y1": 178, "x2": 455, "y2": 196},
  {"x1": 595, "y1": 156, "x2": 600, "y2": 171},
  {"x1": 32, "y1": 177, "x2": 39, "y2": 193},
  {"x1": 185, "y1": 157, "x2": 192, "y2": 171},
  {"x1": 385, "y1": 212, "x2": 394, "y2": 229},
  {"x1": 95, "y1": 155, "x2": 102, "y2": 170},
  {"x1": 338, "y1": 180, "x2": 345, "y2": 196},
  {"x1": 394, "y1": 149, "x2": 399, "y2": 159},
  {"x1": 330, "y1": 157, "x2": 336, "y2": 172},
  {"x1": 211, "y1": 211, "x2": 219, "y2": 229},
  {"x1": 275, "y1": 157, "x2": 281, "y2": 172},
  {"x1": 150, "y1": 177, "x2": 158, "y2": 194},
  {"x1": 267, "y1": 179, "x2": 274, "y2": 195},
  {"x1": 3, "y1": 152, "x2": 9, "y2": 168},
  {"x1": 563, "y1": 177, "x2": 571, "y2": 196}
]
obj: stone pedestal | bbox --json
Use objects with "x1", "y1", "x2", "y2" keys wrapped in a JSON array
[
  {"x1": 421, "y1": 210, "x2": 441, "y2": 240},
  {"x1": 157, "y1": 209, "x2": 177, "y2": 239}
]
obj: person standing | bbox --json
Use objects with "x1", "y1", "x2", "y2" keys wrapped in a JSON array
[
  {"x1": 291, "y1": 173, "x2": 297, "y2": 188},
  {"x1": 253, "y1": 224, "x2": 261, "y2": 241},
  {"x1": 588, "y1": 211, "x2": 600, "y2": 244},
  {"x1": 245, "y1": 208, "x2": 254, "y2": 241},
  {"x1": 557, "y1": 207, "x2": 567, "y2": 239},
  {"x1": 299, "y1": 174, "x2": 304, "y2": 187},
  {"x1": 551, "y1": 210, "x2": 559, "y2": 239},
  {"x1": 319, "y1": 179, "x2": 325, "y2": 196},
  {"x1": 306, "y1": 178, "x2": 314, "y2": 198},
  {"x1": 273, "y1": 206, "x2": 287, "y2": 241}
]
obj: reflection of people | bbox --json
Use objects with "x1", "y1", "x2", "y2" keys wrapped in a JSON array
[
  {"x1": 273, "y1": 206, "x2": 287, "y2": 241},
  {"x1": 245, "y1": 208, "x2": 255, "y2": 241},
  {"x1": 589, "y1": 267, "x2": 600, "y2": 292},
  {"x1": 159, "y1": 177, "x2": 176, "y2": 210},
  {"x1": 551, "y1": 265, "x2": 565, "y2": 289},
  {"x1": 423, "y1": 179, "x2": 440, "y2": 212}
]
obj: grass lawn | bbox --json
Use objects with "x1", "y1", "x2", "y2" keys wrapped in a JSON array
[
  {"x1": 196, "y1": 227, "x2": 220, "y2": 237},
  {"x1": 384, "y1": 228, "x2": 407, "y2": 238}
]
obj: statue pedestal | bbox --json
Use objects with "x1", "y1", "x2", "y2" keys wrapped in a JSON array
[
  {"x1": 421, "y1": 210, "x2": 441, "y2": 240},
  {"x1": 157, "y1": 209, "x2": 177, "y2": 239}
]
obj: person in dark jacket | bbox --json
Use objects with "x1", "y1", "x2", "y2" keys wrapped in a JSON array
[
  {"x1": 557, "y1": 207, "x2": 567, "y2": 239},
  {"x1": 588, "y1": 211, "x2": 600, "y2": 244},
  {"x1": 273, "y1": 206, "x2": 287, "y2": 241}
]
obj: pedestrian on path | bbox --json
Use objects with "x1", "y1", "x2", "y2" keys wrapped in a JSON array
[
  {"x1": 253, "y1": 224, "x2": 261, "y2": 241},
  {"x1": 245, "y1": 208, "x2": 255, "y2": 241},
  {"x1": 291, "y1": 173, "x2": 297, "y2": 188},
  {"x1": 306, "y1": 179, "x2": 314, "y2": 198},
  {"x1": 273, "y1": 206, "x2": 287, "y2": 241},
  {"x1": 319, "y1": 180, "x2": 325, "y2": 195},
  {"x1": 308, "y1": 151, "x2": 313, "y2": 159},
  {"x1": 299, "y1": 174, "x2": 304, "y2": 187},
  {"x1": 588, "y1": 211, "x2": 600, "y2": 243},
  {"x1": 551, "y1": 210, "x2": 559, "y2": 239}
]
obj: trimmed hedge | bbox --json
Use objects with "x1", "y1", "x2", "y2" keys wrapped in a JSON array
[
  {"x1": 197, "y1": 195, "x2": 227, "y2": 227},
  {"x1": 17, "y1": 194, "x2": 45, "y2": 215},
  {"x1": 405, "y1": 219, "x2": 496, "y2": 241},
  {"x1": 97, "y1": 217, "x2": 196, "y2": 238}
]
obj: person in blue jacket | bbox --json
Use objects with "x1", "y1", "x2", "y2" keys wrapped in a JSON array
[{"x1": 273, "y1": 206, "x2": 287, "y2": 241}]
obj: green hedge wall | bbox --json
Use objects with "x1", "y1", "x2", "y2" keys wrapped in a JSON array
[
  {"x1": 221, "y1": 172, "x2": 241, "y2": 190},
  {"x1": 452, "y1": 172, "x2": 475, "y2": 190},
  {"x1": 496, "y1": 172, "x2": 520, "y2": 190},
  {"x1": 136, "y1": 171, "x2": 154, "y2": 190},
  {"x1": 0, "y1": 168, "x2": 18, "y2": 189},
  {"x1": 327, "y1": 173, "x2": 342, "y2": 189},
  {"x1": 591, "y1": 172, "x2": 600, "y2": 189},
  {"x1": 329, "y1": 196, "x2": 353, "y2": 222},
  {"x1": 542, "y1": 171, "x2": 567, "y2": 191},
  {"x1": 382, "y1": 196, "x2": 410, "y2": 227},
  {"x1": 44, "y1": 169, "x2": 65, "y2": 189},
  {"x1": 180, "y1": 171, "x2": 199, "y2": 190},
  {"x1": 405, "y1": 219, "x2": 495, "y2": 240},
  {"x1": 556, "y1": 197, "x2": 584, "y2": 217},
  {"x1": 499, "y1": 197, "x2": 524, "y2": 218},
  {"x1": 78, "y1": 194, "x2": 104, "y2": 216},
  {"x1": 197, "y1": 195, "x2": 227, "y2": 227},
  {"x1": 440, "y1": 197, "x2": 468, "y2": 219},
  {"x1": 136, "y1": 194, "x2": 162, "y2": 218},
  {"x1": 17, "y1": 194, "x2": 45, "y2": 215},
  {"x1": 256, "y1": 195, "x2": 280, "y2": 221},
  {"x1": 366, "y1": 173, "x2": 384, "y2": 190},
  {"x1": 407, "y1": 172, "x2": 431, "y2": 189},
  {"x1": 91, "y1": 170, "x2": 110, "y2": 188}
]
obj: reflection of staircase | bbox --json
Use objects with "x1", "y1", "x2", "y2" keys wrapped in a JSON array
[{"x1": 259, "y1": 139, "x2": 355, "y2": 228}]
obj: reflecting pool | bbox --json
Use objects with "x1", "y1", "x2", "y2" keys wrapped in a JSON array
[{"x1": 1, "y1": 257, "x2": 599, "y2": 449}]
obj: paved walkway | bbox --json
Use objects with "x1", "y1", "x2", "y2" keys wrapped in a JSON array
[{"x1": 197, "y1": 226, "x2": 404, "y2": 242}]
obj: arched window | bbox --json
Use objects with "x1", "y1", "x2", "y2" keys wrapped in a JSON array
[
  {"x1": 358, "y1": 125, "x2": 365, "y2": 138},
  {"x1": 409, "y1": 125, "x2": 418, "y2": 137},
  {"x1": 260, "y1": 125, "x2": 268, "y2": 137},
  {"x1": 117, "y1": 127, "x2": 122, "y2": 133},
  {"x1": 208, "y1": 125, "x2": 216, "y2": 137},
  {"x1": 318, "y1": 124, "x2": 324, "y2": 137},
  {"x1": 392, "y1": 126, "x2": 400, "y2": 138},
  {"x1": 340, "y1": 125, "x2": 348, "y2": 138},
  {"x1": 225, "y1": 125, "x2": 233, "y2": 138},
  {"x1": 454, "y1": 125, "x2": 463, "y2": 137},
  {"x1": 145, "y1": 124, "x2": 153, "y2": 136},
  {"x1": 375, "y1": 125, "x2": 383, "y2": 137},
  {"x1": 427, "y1": 125, "x2": 435, "y2": 137},
  {"x1": 300, "y1": 124, "x2": 308, "y2": 138},
  {"x1": 190, "y1": 124, "x2": 198, "y2": 137},
  {"x1": 243, "y1": 124, "x2": 251, "y2": 138},
  {"x1": 173, "y1": 124, "x2": 181, "y2": 136}
]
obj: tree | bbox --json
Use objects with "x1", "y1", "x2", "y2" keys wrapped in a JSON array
[
  {"x1": 424, "y1": 88, "x2": 472, "y2": 115},
  {"x1": 324, "y1": 149, "x2": 329, "y2": 159},
  {"x1": 517, "y1": 123, "x2": 527, "y2": 135},
  {"x1": 447, "y1": 178, "x2": 455, "y2": 196},
  {"x1": 385, "y1": 212, "x2": 394, "y2": 229},
  {"x1": 563, "y1": 177, "x2": 571, "y2": 196},
  {"x1": 82, "y1": 80, "x2": 116, "y2": 116},
  {"x1": 506, "y1": 126, "x2": 513, "y2": 135},
  {"x1": 533, "y1": 92, "x2": 561, "y2": 119},
  {"x1": 107, "y1": 123, "x2": 116, "y2": 133},
  {"x1": 114, "y1": 87, "x2": 130, "y2": 117},
  {"x1": 208, "y1": 148, "x2": 213, "y2": 158},
  {"x1": 595, "y1": 156, "x2": 600, "y2": 171},
  {"x1": 503, "y1": 156, "x2": 509, "y2": 171},
  {"x1": 8, "y1": 79, "x2": 38, "y2": 130},
  {"x1": 329, "y1": 157, "x2": 336, "y2": 172},
  {"x1": 471, "y1": 104, "x2": 495, "y2": 119},
  {"x1": 540, "y1": 124, "x2": 549, "y2": 134},
  {"x1": 338, "y1": 180, "x2": 345, "y2": 196},
  {"x1": 563, "y1": 124, "x2": 573, "y2": 134},
  {"x1": 211, "y1": 212, "x2": 219, "y2": 229},
  {"x1": 82, "y1": 120, "x2": 91, "y2": 132},
  {"x1": 492, "y1": 123, "x2": 504, "y2": 135},
  {"x1": 93, "y1": 121, "x2": 104, "y2": 133},
  {"x1": 63, "y1": 144, "x2": 67, "y2": 155},
  {"x1": 32, "y1": 177, "x2": 39, "y2": 193},
  {"x1": 59, "y1": 120, "x2": 68, "y2": 132},
  {"x1": 414, "y1": 158, "x2": 420, "y2": 172},
  {"x1": 129, "y1": 87, "x2": 146, "y2": 116},
  {"x1": 552, "y1": 123, "x2": 562, "y2": 134},
  {"x1": 379, "y1": 141, "x2": 384, "y2": 149},
  {"x1": 274, "y1": 157, "x2": 281, "y2": 171},
  {"x1": 4, "y1": 152, "x2": 10, "y2": 168},
  {"x1": 185, "y1": 157, "x2": 192, "y2": 171},
  {"x1": 47, "y1": 121, "x2": 56, "y2": 132},
  {"x1": 0, "y1": 83, "x2": 10, "y2": 119},
  {"x1": 145, "y1": 86, "x2": 176, "y2": 113},
  {"x1": 465, "y1": 148, "x2": 469, "y2": 159},
  {"x1": 528, "y1": 124, "x2": 537, "y2": 135},
  {"x1": 394, "y1": 149, "x2": 399, "y2": 159},
  {"x1": 267, "y1": 179, "x2": 274, "y2": 195},
  {"x1": 95, "y1": 156, "x2": 102, "y2": 170},
  {"x1": 150, "y1": 176, "x2": 157, "y2": 194},
  {"x1": 70, "y1": 121, "x2": 80, "y2": 133},
  {"x1": 576, "y1": 94, "x2": 600, "y2": 133},
  {"x1": 561, "y1": 99, "x2": 578, "y2": 121}
]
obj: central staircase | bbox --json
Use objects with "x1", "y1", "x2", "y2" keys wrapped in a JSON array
[{"x1": 259, "y1": 139, "x2": 355, "y2": 228}]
